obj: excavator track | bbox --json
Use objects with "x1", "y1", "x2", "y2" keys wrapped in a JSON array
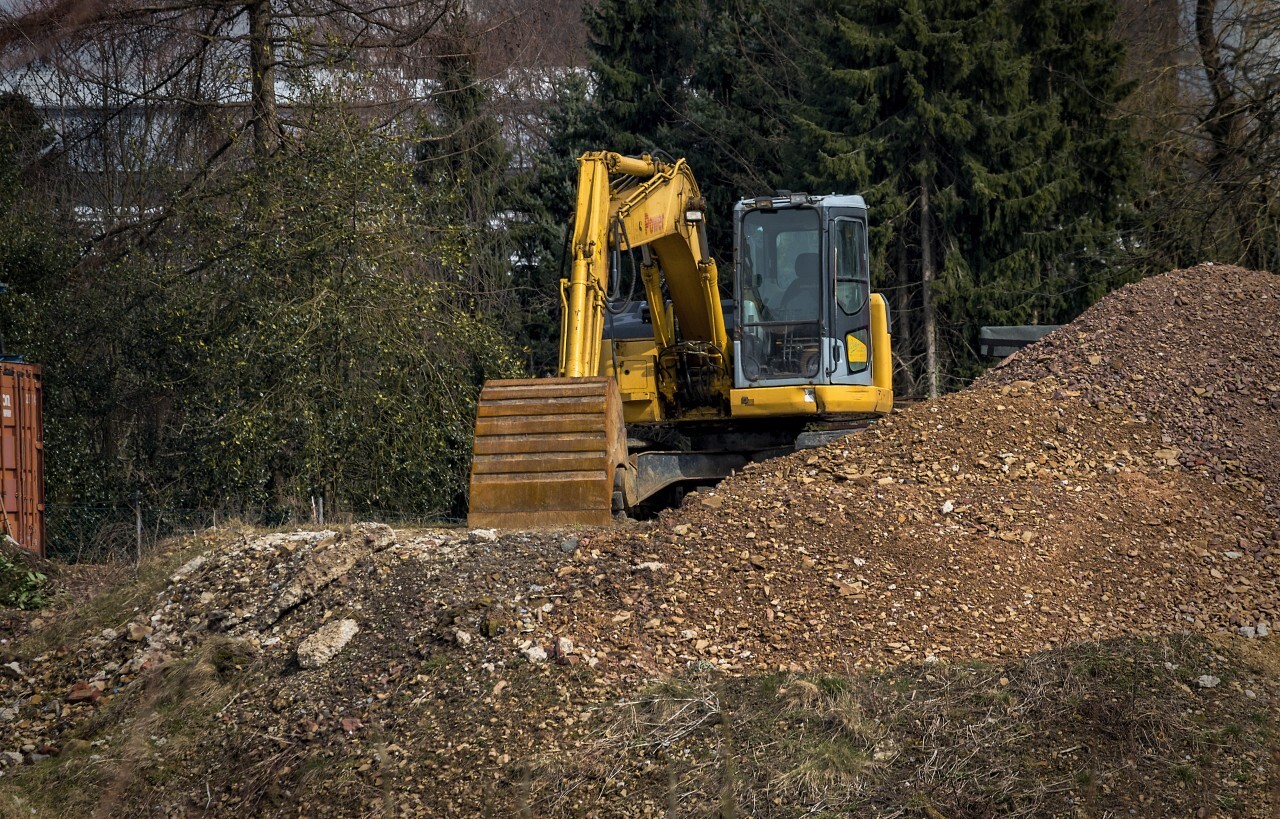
[{"x1": 467, "y1": 377, "x2": 627, "y2": 529}]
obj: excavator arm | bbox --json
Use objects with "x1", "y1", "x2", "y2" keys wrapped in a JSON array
[
  {"x1": 559, "y1": 151, "x2": 728, "y2": 377},
  {"x1": 470, "y1": 152, "x2": 722, "y2": 528}
]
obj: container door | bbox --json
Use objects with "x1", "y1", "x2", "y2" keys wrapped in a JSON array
[
  {"x1": 0, "y1": 365, "x2": 44, "y2": 557},
  {"x1": 19, "y1": 368, "x2": 44, "y2": 557}
]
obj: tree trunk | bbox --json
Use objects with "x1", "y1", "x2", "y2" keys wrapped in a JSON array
[
  {"x1": 894, "y1": 234, "x2": 913, "y2": 393},
  {"x1": 896, "y1": 232, "x2": 916, "y2": 353},
  {"x1": 920, "y1": 177, "x2": 939, "y2": 399},
  {"x1": 1194, "y1": 0, "x2": 1235, "y2": 177},
  {"x1": 248, "y1": 0, "x2": 277, "y2": 162}
]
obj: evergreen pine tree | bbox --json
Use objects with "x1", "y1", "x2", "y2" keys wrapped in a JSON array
[
  {"x1": 518, "y1": 0, "x2": 804, "y2": 285},
  {"x1": 681, "y1": 0, "x2": 808, "y2": 250},
  {"x1": 582, "y1": 0, "x2": 700, "y2": 154},
  {"x1": 802, "y1": 0, "x2": 1137, "y2": 395}
]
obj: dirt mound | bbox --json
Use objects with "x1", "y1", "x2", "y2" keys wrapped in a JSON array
[
  {"x1": 979, "y1": 263, "x2": 1280, "y2": 510},
  {"x1": 538, "y1": 265, "x2": 1279, "y2": 673},
  {"x1": 550, "y1": 387, "x2": 1275, "y2": 673},
  {"x1": 1, "y1": 265, "x2": 1277, "y2": 816},
  {"x1": 0, "y1": 524, "x2": 616, "y2": 814},
  {"x1": 3, "y1": 524, "x2": 1275, "y2": 817}
]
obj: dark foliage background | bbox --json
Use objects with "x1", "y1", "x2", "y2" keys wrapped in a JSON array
[{"x1": 0, "y1": 0, "x2": 1275, "y2": 551}]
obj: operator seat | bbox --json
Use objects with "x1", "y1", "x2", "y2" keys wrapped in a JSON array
[{"x1": 780, "y1": 252, "x2": 820, "y2": 321}]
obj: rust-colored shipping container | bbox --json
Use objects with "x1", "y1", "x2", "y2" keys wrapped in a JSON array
[{"x1": 0, "y1": 362, "x2": 43, "y2": 557}]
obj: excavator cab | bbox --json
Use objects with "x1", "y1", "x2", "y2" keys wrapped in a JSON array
[{"x1": 729, "y1": 192, "x2": 892, "y2": 418}]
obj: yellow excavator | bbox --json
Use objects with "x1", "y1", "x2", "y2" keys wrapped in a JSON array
[{"x1": 468, "y1": 151, "x2": 893, "y2": 527}]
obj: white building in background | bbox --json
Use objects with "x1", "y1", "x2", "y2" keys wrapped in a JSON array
[{"x1": 2, "y1": 32, "x2": 580, "y2": 233}]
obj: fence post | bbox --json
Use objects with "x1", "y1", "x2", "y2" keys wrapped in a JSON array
[{"x1": 133, "y1": 492, "x2": 142, "y2": 566}]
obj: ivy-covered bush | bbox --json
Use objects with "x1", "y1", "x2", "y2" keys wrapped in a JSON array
[{"x1": 0, "y1": 551, "x2": 47, "y2": 609}]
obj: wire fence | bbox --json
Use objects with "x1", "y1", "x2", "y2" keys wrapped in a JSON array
[{"x1": 44, "y1": 502, "x2": 463, "y2": 563}]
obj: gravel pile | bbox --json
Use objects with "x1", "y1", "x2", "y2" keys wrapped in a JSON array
[
  {"x1": 541, "y1": 264, "x2": 1279, "y2": 673},
  {"x1": 0, "y1": 264, "x2": 1276, "y2": 816},
  {"x1": 979, "y1": 263, "x2": 1280, "y2": 511}
]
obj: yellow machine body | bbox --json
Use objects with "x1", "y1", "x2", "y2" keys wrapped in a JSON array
[{"x1": 468, "y1": 152, "x2": 893, "y2": 528}]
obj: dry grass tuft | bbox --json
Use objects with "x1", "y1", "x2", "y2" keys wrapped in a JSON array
[{"x1": 528, "y1": 635, "x2": 1277, "y2": 817}]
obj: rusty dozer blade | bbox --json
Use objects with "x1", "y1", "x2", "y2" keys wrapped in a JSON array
[{"x1": 467, "y1": 377, "x2": 627, "y2": 529}]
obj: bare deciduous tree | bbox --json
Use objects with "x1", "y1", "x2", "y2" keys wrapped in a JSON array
[{"x1": 1116, "y1": 0, "x2": 1280, "y2": 270}]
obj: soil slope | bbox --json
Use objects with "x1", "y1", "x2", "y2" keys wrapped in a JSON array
[{"x1": 0, "y1": 264, "x2": 1277, "y2": 817}]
